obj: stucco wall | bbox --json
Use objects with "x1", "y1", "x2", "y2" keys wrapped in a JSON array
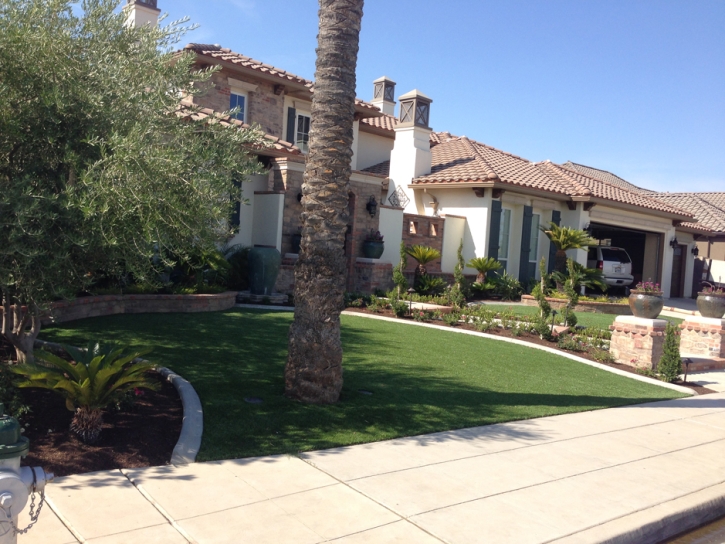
[
  {"x1": 252, "y1": 193, "x2": 284, "y2": 251},
  {"x1": 378, "y1": 206, "x2": 404, "y2": 265},
  {"x1": 356, "y1": 131, "x2": 394, "y2": 172}
]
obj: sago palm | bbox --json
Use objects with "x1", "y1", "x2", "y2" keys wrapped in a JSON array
[
  {"x1": 540, "y1": 222, "x2": 596, "y2": 273},
  {"x1": 406, "y1": 245, "x2": 441, "y2": 277},
  {"x1": 466, "y1": 256, "x2": 502, "y2": 283},
  {"x1": 551, "y1": 259, "x2": 608, "y2": 293},
  {"x1": 12, "y1": 342, "x2": 158, "y2": 443}
]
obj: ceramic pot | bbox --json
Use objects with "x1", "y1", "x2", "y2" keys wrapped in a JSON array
[
  {"x1": 362, "y1": 241, "x2": 384, "y2": 259},
  {"x1": 628, "y1": 291, "x2": 664, "y2": 319},
  {"x1": 696, "y1": 293, "x2": 725, "y2": 319},
  {"x1": 248, "y1": 246, "x2": 281, "y2": 295}
]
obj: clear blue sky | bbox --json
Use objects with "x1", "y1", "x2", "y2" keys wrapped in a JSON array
[{"x1": 157, "y1": 0, "x2": 724, "y2": 193}]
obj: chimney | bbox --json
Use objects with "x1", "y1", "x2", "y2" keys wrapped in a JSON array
[
  {"x1": 371, "y1": 76, "x2": 396, "y2": 116},
  {"x1": 386, "y1": 89, "x2": 433, "y2": 214},
  {"x1": 126, "y1": 0, "x2": 160, "y2": 28}
]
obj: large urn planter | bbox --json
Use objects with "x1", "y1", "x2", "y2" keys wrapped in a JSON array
[
  {"x1": 697, "y1": 292, "x2": 725, "y2": 319},
  {"x1": 248, "y1": 246, "x2": 281, "y2": 296},
  {"x1": 362, "y1": 241, "x2": 384, "y2": 259},
  {"x1": 628, "y1": 291, "x2": 664, "y2": 319}
]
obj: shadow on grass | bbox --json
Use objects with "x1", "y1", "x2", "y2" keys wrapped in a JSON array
[{"x1": 40, "y1": 308, "x2": 688, "y2": 461}]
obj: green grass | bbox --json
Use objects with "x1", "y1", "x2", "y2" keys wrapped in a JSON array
[
  {"x1": 39, "y1": 309, "x2": 685, "y2": 461},
  {"x1": 477, "y1": 304, "x2": 683, "y2": 329}
]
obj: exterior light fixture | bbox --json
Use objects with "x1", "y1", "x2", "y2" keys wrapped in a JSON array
[
  {"x1": 366, "y1": 196, "x2": 378, "y2": 218},
  {"x1": 669, "y1": 237, "x2": 679, "y2": 249},
  {"x1": 407, "y1": 287, "x2": 416, "y2": 315},
  {"x1": 692, "y1": 245, "x2": 700, "y2": 257}
]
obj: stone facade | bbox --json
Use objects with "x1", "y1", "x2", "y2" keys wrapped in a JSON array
[
  {"x1": 679, "y1": 317, "x2": 725, "y2": 359},
  {"x1": 13, "y1": 292, "x2": 239, "y2": 326},
  {"x1": 354, "y1": 259, "x2": 394, "y2": 294},
  {"x1": 402, "y1": 213, "x2": 445, "y2": 274},
  {"x1": 609, "y1": 316, "x2": 669, "y2": 370},
  {"x1": 193, "y1": 71, "x2": 284, "y2": 139}
]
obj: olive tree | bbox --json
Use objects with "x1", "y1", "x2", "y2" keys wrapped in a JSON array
[{"x1": 0, "y1": 0, "x2": 267, "y2": 362}]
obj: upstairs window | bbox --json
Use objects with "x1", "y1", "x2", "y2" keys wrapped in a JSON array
[
  {"x1": 230, "y1": 92, "x2": 246, "y2": 122},
  {"x1": 296, "y1": 114, "x2": 311, "y2": 153}
]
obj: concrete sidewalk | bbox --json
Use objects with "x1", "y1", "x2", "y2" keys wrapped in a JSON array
[{"x1": 19, "y1": 392, "x2": 725, "y2": 544}]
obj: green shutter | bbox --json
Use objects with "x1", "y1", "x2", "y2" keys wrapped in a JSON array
[
  {"x1": 547, "y1": 210, "x2": 561, "y2": 273},
  {"x1": 230, "y1": 177, "x2": 242, "y2": 228},
  {"x1": 286, "y1": 107, "x2": 296, "y2": 144},
  {"x1": 519, "y1": 206, "x2": 533, "y2": 284},
  {"x1": 488, "y1": 200, "x2": 502, "y2": 259}
]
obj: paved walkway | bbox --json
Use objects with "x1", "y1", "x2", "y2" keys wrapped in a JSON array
[{"x1": 19, "y1": 392, "x2": 725, "y2": 544}]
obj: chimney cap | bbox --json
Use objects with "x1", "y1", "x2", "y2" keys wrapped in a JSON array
[
  {"x1": 128, "y1": 0, "x2": 158, "y2": 6},
  {"x1": 373, "y1": 75, "x2": 396, "y2": 85},
  {"x1": 398, "y1": 89, "x2": 432, "y2": 103}
]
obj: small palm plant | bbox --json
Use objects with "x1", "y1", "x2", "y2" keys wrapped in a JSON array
[
  {"x1": 540, "y1": 222, "x2": 596, "y2": 274},
  {"x1": 466, "y1": 256, "x2": 502, "y2": 284},
  {"x1": 12, "y1": 342, "x2": 158, "y2": 444},
  {"x1": 406, "y1": 245, "x2": 441, "y2": 289},
  {"x1": 551, "y1": 259, "x2": 608, "y2": 293}
]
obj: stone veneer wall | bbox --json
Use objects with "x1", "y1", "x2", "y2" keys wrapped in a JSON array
[
  {"x1": 402, "y1": 213, "x2": 445, "y2": 275},
  {"x1": 354, "y1": 260, "x2": 394, "y2": 294},
  {"x1": 609, "y1": 317, "x2": 669, "y2": 370},
  {"x1": 192, "y1": 70, "x2": 284, "y2": 139},
  {"x1": 16, "y1": 292, "x2": 238, "y2": 326},
  {"x1": 679, "y1": 317, "x2": 725, "y2": 359}
]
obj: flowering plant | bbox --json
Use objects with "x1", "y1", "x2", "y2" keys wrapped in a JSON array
[
  {"x1": 633, "y1": 280, "x2": 662, "y2": 294},
  {"x1": 365, "y1": 229, "x2": 384, "y2": 242},
  {"x1": 699, "y1": 282, "x2": 724, "y2": 295}
]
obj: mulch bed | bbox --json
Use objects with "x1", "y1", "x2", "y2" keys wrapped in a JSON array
[
  {"x1": 345, "y1": 307, "x2": 716, "y2": 396},
  {"x1": 20, "y1": 371, "x2": 183, "y2": 477}
]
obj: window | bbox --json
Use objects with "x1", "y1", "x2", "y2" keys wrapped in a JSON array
[
  {"x1": 529, "y1": 213, "x2": 540, "y2": 265},
  {"x1": 498, "y1": 208, "x2": 511, "y2": 270},
  {"x1": 230, "y1": 92, "x2": 246, "y2": 122},
  {"x1": 409, "y1": 221, "x2": 418, "y2": 234},
  {"x1": 429, "y1": 223, "x2": 438, "y2": 237},
  {"x1": 295, "y1": 114, "x2": 311, "y2": 153}
]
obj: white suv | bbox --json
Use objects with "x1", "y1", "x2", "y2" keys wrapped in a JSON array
[{"x1": 587, "y1": 246, "x2": 634, "y2": 289}]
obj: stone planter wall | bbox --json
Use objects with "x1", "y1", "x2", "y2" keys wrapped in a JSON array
[
  {"x1": 521, "y1": 295, "x2": 632, "y2": 315},
  {"x1": 609, "y1": 316, "x2": 669, "y2": 370},
  {"x1": 4, "y1": 292, "x2": 238, "y2": 326},
  {"x1": 679, "y1": 317, "x2": 725, "y2": 359},
  {"x1": 274, "y1": 256, "x2": 394, "y2": 296}
]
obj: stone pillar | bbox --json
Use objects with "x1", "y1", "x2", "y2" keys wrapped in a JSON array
[
  {"x1": 679, "y1": 317, "x2": 725, "y2": 359},
  {"x1": 609, "y1": 316, "x2": 668, "y2": 370}
]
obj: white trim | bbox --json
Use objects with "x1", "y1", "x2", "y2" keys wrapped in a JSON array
[
  {"x1": 227, "y1": 77, "x2": 258, "y2": 93},
  {"x1": 340, "y1": 311, "x2": 695, "y2": 395}
]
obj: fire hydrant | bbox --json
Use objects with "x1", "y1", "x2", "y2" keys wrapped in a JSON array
[{"x1": 0, "y1": 404, "x2": 53, "y2": 544}]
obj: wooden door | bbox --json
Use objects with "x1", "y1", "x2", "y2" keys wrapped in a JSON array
[{"x1": 670, "y1": 244, "x2": 687, "y2": 298}]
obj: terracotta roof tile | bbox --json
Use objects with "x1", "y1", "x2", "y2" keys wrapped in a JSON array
[
  {"x1": 361, "y1": 160, "x2": 390, "y2": 177},
  {"x1": 650, "y1": 193, "x2": 725, "y2": 233},
  {"x1": 184, "y1": 44, "x2": 380, "y2": 113},
  {"x1": 361, "y1": 114, "x2": 397, "y2": 132},
  {"x1": 175, "y1": 102, "x2": 302, "y2": 155},
  {"x1": 562, "y1": 161, "x2": 655, "y2": 194}
]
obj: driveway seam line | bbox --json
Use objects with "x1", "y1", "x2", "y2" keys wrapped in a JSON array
[{"x1": 44, "y1": 495, "x2": 86, "y2": 544}]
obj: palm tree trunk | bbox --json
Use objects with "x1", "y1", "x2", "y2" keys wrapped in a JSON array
[
  {"x1": 285, "y1": 0, "x2": 364, "y2": 404},
  {"x1": 555, "y1": 250, "x2": 568, "y2": 275}
]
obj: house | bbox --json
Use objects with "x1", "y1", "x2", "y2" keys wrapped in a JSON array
[{"x1": 127, "y1": 0, "x2": 725, "y2": 298}]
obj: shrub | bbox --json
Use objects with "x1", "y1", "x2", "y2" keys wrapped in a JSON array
[
  {"x1": 658, "y1": 322, "x2": 682, "y2": 383},
  {"x1": 413, "y1": 310, "x2": 434, "y2": 322},
  {"x1": 533, "y1": 318, "x2": 555, "y2": 341},
  {"x1": 442, "y1": 312, "x2": 461, "y2": 327},
  {"x1": 448, "y1": 240, "x2": 468, "y2": 309},
  {"x1": 390, "y1": 298, "x2": 408, "y2": 318},
  {"x1": 392, "y1": 241, "x2": 408, "y2": 295},
  {"x1": 491, "y1": 271, "x2": 523, "y2": 301},
  {"x1": 12, "y1": 342, "x2": 158, "y2": 443},
  {"x1": 592, "y1": 349, "x2": 616, "y2": 364},
  {"x1": 557, "y1": 334, "x2": 586, "y2": 352},
  {"x1": 366, "y1": 295, "x2": 382, "y2": 313},
  {"x1": 416, "y1": 275, "x2": 447, "y2": 296}
]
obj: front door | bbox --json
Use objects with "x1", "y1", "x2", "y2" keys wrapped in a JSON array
[{"x1": 670, "y1": 244, "x2": 687, "y2": 298}]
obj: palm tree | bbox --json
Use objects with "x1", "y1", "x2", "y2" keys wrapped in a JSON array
[
  {"x1": 540, "y1": 222, "x2": 596, "y2": 274},
  {"x1": 552, "y1": 259, "x2": 608, "y2": 293},
  {"x1": 284, "y1": 0, "x2": 364, "y2": 404},
  {"x1": 406, "y1": 245, "x2": 441, "y2": 289},
  {"x1": 466, "y1": 256, "x2": 502, "y2": 284}
]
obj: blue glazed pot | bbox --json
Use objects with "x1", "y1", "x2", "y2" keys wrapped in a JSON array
[
  {"x1": 248, "y1": 246, "x2": 281, "y2": 295},
  {"x1": 362, "y1": 241, "x2": 384, "y2": 259}
]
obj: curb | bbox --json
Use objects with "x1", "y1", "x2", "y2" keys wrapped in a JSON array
[
  {"x1": 341, "y1": 311, "x2": 696, "y2": 396},
  {"x1": 33, "y1": 339, "x2": 203, "y2": 465},
  {"x1": 553, "y1": 481, "x2": 725, "y2": 543}
]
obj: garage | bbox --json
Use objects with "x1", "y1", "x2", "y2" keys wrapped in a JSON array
[{"x1": 586, "y1": 222, "x2": 664, "y2": 293}]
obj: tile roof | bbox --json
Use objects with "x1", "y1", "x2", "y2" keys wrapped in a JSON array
[
  {"x1": 561, "y1": 161, "x2": 655, "y2": 194},
  {"x1": 649, "y1": 193, "x2": 725, "y2": 233},
  {"x1": 361, "y1": 160, "x2": 390, "y2": 177},
  {"x1": 175, "y1": 102, "x2": 302, "y2": 155},
  {"x1": 360, "y1": 114, "x2": 397, "y2": 132},
  {"x1": 183, "y1": 44, "x2": 380, "y2": 113},
  {"x1": 412, "y1": 133, "x2": 694, "y2": 218}
]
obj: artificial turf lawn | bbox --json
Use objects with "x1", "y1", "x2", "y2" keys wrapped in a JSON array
[
  {"x1": 39, "y1": 309, "x2": 686, "y2": 461},
  {"x1": 477, "y1": 304, "x2": 683, "y2": 329}
]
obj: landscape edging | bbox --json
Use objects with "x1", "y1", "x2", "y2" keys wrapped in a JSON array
[
  {"x1": 33, "y1": 339, "x2": 203, "y2": 464},
  {"x1": 340, "y1": 311, "x2": 695, "y2": 396}
]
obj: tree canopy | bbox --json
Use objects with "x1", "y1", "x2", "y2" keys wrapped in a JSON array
[{"x1": 0, "y1": 0, "x2": 267, "y2": 360}]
